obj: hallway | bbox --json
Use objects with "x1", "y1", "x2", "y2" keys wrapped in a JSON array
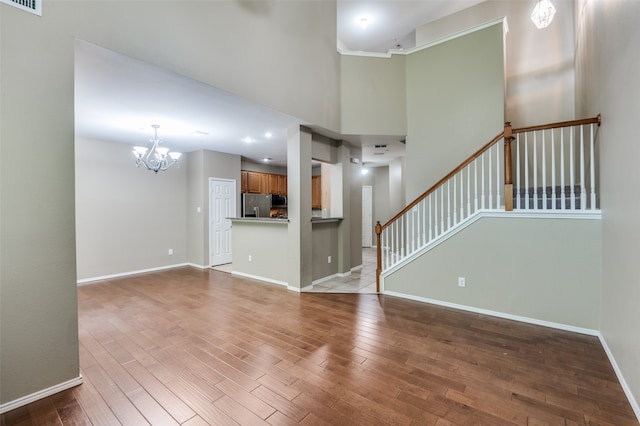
[{"x1": 307, "y1": 247, "x2": 377, "y2": 293}]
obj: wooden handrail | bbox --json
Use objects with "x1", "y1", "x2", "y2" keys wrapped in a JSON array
[
  {"x1": 512, "y1": 114, "x2": 601, "y2": 134},
  {"x1": 374, "y1": 114, "x2": 601, "y2": 293},
  {"x1": 379, "y1": 130, "x2": 505, "y2": 231}
]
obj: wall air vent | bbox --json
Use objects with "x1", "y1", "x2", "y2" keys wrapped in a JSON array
[
  {"x1": 1, "y1": 0, "x2": 41, "y2": 16},
  {"x1": 374, "y1": 144, "x2": 388, "y2": 149}
]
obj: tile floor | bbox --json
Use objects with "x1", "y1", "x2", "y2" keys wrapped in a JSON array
[
  {"x1": 306, "y1": 247, "x2": 377, "y2": 293},
  {"x1": 211, "y1": 247, "x2": 377, "y2": 293}
]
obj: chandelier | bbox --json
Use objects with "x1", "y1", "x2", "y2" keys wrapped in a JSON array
[
  {"x1": 132, "y1": 125, "x2": 182, "y2": 173},
  {"x1": 531, "y1": 0, "x2": 556, "y2": 29}
]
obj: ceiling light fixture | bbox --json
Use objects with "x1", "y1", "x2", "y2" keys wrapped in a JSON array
[
  {"x1": 530, "y1": 0, "x2": 556, "y2": 29},
  {"x1": 359, "y1": 17, "x2": 369, "y2": 30},
  {"x1": 132, "y1": 125, "x2": 181, "y2": 174}
]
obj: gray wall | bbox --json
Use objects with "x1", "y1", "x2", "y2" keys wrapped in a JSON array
[
  {"x1": 575, "y1": 0, "x2": 640, "y2": 411},
  {"x1": 0, "y1": 0, "x2": 339, "y2": 406},
  {"x1": 416, "y1": 0, "x2": 576, "y2": 127},
  {"x1": 1, "y1": 5, "x2": 80, "y2": 402},
  {"x1": 75, "y1": 138, "x2": 188, "y2": 280},
  {"x1": 311, "y1": 222, "x2": 340, "y2": 280},
  {"x1": 191, "y1": 150, "x2": 242, "y2": 267},
  {"x1": 405, "y1": 22, "x2": 505, "y2": 201},
  {"x1": 241, "y1": 160, "x2": 287, "y2": 176},
  {"x1": 232, "y1": 221, "x2": 290, "y2": 285},
  {"x1": 340, "y1": 54, "x2": 407, "y2": 136},
  {"x1": 384, "y1": 216, "x2": 602, "y2": 330}
]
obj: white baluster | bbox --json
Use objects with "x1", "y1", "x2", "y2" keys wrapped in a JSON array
[
  {"x1": 570, "y1": 126, "x2": 575, "y2": 209},
  {"x1": 496, "y1": 143, "x2": 501, "y2": 209},
  {"x1": 422, "y1": 198, "x2": 426, "y2": 245},
  {"x1": 551, "y1": 129, "x2": 556, "y2": 210},
  {"x1": 516, "y1": 134, "x2": 521, "y2": 209},
  {"x1": 461, "y1": 169, "x2": 465, "y2": 221},
  {"x1": 466, "y1": 164, "x2": 471, "y2": 218},
  {"x1": 428, "y1": 194, "x2": 433, "y2": 241},
  {"x1": 488, "y1": 147, "x2": 493, "y2": 209},
  {"x1": 474, "y1": 159, "x2": 479, "y2": 212},
  {"x1": 447, "y1": 181, "x2": 451, "y2": 230},
  {"x1": 590, "y1": 123, "x2": 596, "y2": 210},
  {"x1": 481, "y1": 153, "x2": 486, "y2": 209},
  {"x1": 561, "y1": 128, "x2": 566, "y2": 210},
  {"x1": 525, "y1": 133, "x2": 529, "y2": 209},
  {"x1": 453, "y1": 175, "x2": 457, "y2": 225},
  {"x1": 382, "y1": 227, "x2": 387, "y2": 270},
  {"x1": 393, "y1": 221, "x2": 397, "y2": 265},
  {"x1": 580, "y1": 125, "x2": 587, "y2": 210},
  {"x1": 533, "y1": 131, "x2": 538, "y2": 210},
  {"x1": 542, "y1": 130, "x2": 547, "y2": 210},
  {"x1": 440, "y1": 186, "x2": 445, "y2": 234}
]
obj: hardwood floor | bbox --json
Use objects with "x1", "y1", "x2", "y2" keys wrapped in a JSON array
[{"x1": 2, "y1": 267, "x2": 637, "y2": 425}]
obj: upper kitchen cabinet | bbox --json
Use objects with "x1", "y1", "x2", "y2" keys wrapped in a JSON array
[
  {"x1": 241, "y1": 171, "x2": 248, "y2": 192},
  {"x1": 277, "y1": 175, "x2": 287, "y2": 196},
  {"x1": 246, "y1": 171, "x2": 262, "y2": 193},
  {"x1": 312, "y1": 175, "x2": 322, "y2": 209},
  {"x1": 240, "y1": 170, "x2": 287, "y2": 196}
]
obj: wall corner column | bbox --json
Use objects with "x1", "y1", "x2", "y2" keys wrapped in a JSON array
[{"x1": 286, "y1": 126, "x2": 313, "y2": 290}]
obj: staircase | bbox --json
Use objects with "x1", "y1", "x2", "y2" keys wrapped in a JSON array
[{"x1": 375, "y1": 115, "x2": 601, "y2": 291}]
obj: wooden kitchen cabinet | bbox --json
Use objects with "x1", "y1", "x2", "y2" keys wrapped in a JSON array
[
  {"x1": 312, "y1": 175, "x2": 321, "y2": 209},
  {"x1": 269, "y1": 174, "x2": 279, "y2": 195},
  {"x1": 241, "y1": 171, "x2": 248, "y2": 192},
  {"x1": 277, "y1": 175, "x2": 287, "y2": 196},
  {"x1": 261, "y1": 173, "x2": 270, "y2": 194},
  {"x1": 246, "y1": 172, "x2": 262, "y2": 193},
  {"x1": 240, "y1": 170, "x2": 287, "y2": 195}
]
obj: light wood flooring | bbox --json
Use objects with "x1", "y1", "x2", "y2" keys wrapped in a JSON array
[{"x1": 2, "y1": 267, "x2": 638, "y2": 425}]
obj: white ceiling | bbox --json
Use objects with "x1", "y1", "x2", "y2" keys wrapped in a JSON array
[
  {"x1": 337, "y1": 0, "x2": 485, "y2": 52},
  {"x1": 74, "y1": 1, "x2": 485, "y2": 169}
]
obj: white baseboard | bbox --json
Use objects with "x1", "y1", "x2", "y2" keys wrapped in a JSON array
[
  {"x1": 231, "y1": 271, "x2": 288, "y2": 288},
  {"x1": 0, "y1": 376, "x2": 83, "y2": 414},
  {"x1": 382, "y1": 290, "x2": 599, "y2": 336},
  {"x1": 597, "y1": 334, "x2": 640, "y2": 422},
  {"x1": 380, "y1": 291, "x2": 640, "y2": 420},
  {"x1": 77, "y1": 263, "x2": 193, "y2": 285},
  {"x1": 187, "y1": 263, "x2": 208, "y2": 270}
]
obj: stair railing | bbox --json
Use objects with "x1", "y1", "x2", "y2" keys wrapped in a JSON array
[
  {"x1": 375, "y1": 115, "x2": 601, "y2": 292},
  {"x1": 508, "y1": 115, "x2": 601, "y2": 211},
  {"x1": 375, "y1": 129, "x2": 507, "y2": 291}
]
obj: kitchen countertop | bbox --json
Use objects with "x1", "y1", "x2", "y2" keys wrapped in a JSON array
[
  {"x1": 228, "y1": 217, "x2": 289, "y2": 223},
  {"x1": 229, "y1": 217, "x2": 343, "y2": 223},
  {"x1": 311, "y1": 217, "x2": 343, "y2": 223}
]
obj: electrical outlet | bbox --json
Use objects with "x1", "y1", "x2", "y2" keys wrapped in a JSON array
[
  {"x1": 168, "y1": 249, "x2": 173, "y2": 256},
  {"x1": 248, "y1": 255, "x2": 252, "y2": 262},
  {"x1": 328, "y1": 256, "x2": 332, "y2": 264},
  {"x1": 458, "y1": 277, "x2": 466, "y2": 288}
]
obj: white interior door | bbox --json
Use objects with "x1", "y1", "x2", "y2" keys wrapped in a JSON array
[
  {"x1": 210, "y1": 178, "x2": 236, "y2": 266},
  {"x1": 362, "y1": 185, "x2": 373, "y2": 247}
]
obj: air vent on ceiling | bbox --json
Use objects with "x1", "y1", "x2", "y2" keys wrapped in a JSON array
[
  {"x1": 374, "y1": 144, "x2": 388, "y2": 149},
  {"x1": 1, "y1": 0, "x2": 41, "y2": 16}
]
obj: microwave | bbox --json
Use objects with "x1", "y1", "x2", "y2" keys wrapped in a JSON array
[{"x1": 271, "y1": 195, "x2": 287, "y2": 207}]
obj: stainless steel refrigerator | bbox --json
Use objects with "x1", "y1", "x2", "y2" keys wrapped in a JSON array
[{"x1": 242, "y1": 193, "x2": 272, "y2": 217}]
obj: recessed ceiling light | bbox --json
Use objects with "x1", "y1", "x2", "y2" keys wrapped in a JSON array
[
  {"x1": 265, "y1": 132, "x2": 273, "y2": 138},
  {"x1": 263, "y1": 157, "x2": 272, "y2": 162},
  {"x1": 242, "y1": 137, "x2": 254, "y2": 143},
  {"x1": 358, "y1": 16, "x2": 370, "y2": 30}
]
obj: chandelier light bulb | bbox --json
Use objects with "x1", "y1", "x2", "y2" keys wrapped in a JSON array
[{"x1": 531, "y1": 0, "x2": 556, "y2": 29}]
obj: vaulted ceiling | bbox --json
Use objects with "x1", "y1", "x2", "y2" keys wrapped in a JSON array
[{"x1": 75, "y1": 1, "x2": 485, "y2": 168}]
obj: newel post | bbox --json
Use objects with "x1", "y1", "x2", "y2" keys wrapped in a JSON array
[
  {"x1": 375, "y1": 221, "x2": 382, "y2": 293},
  {"x1": 504, "y1": 122, "x2": 514, "y2": 211}
]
